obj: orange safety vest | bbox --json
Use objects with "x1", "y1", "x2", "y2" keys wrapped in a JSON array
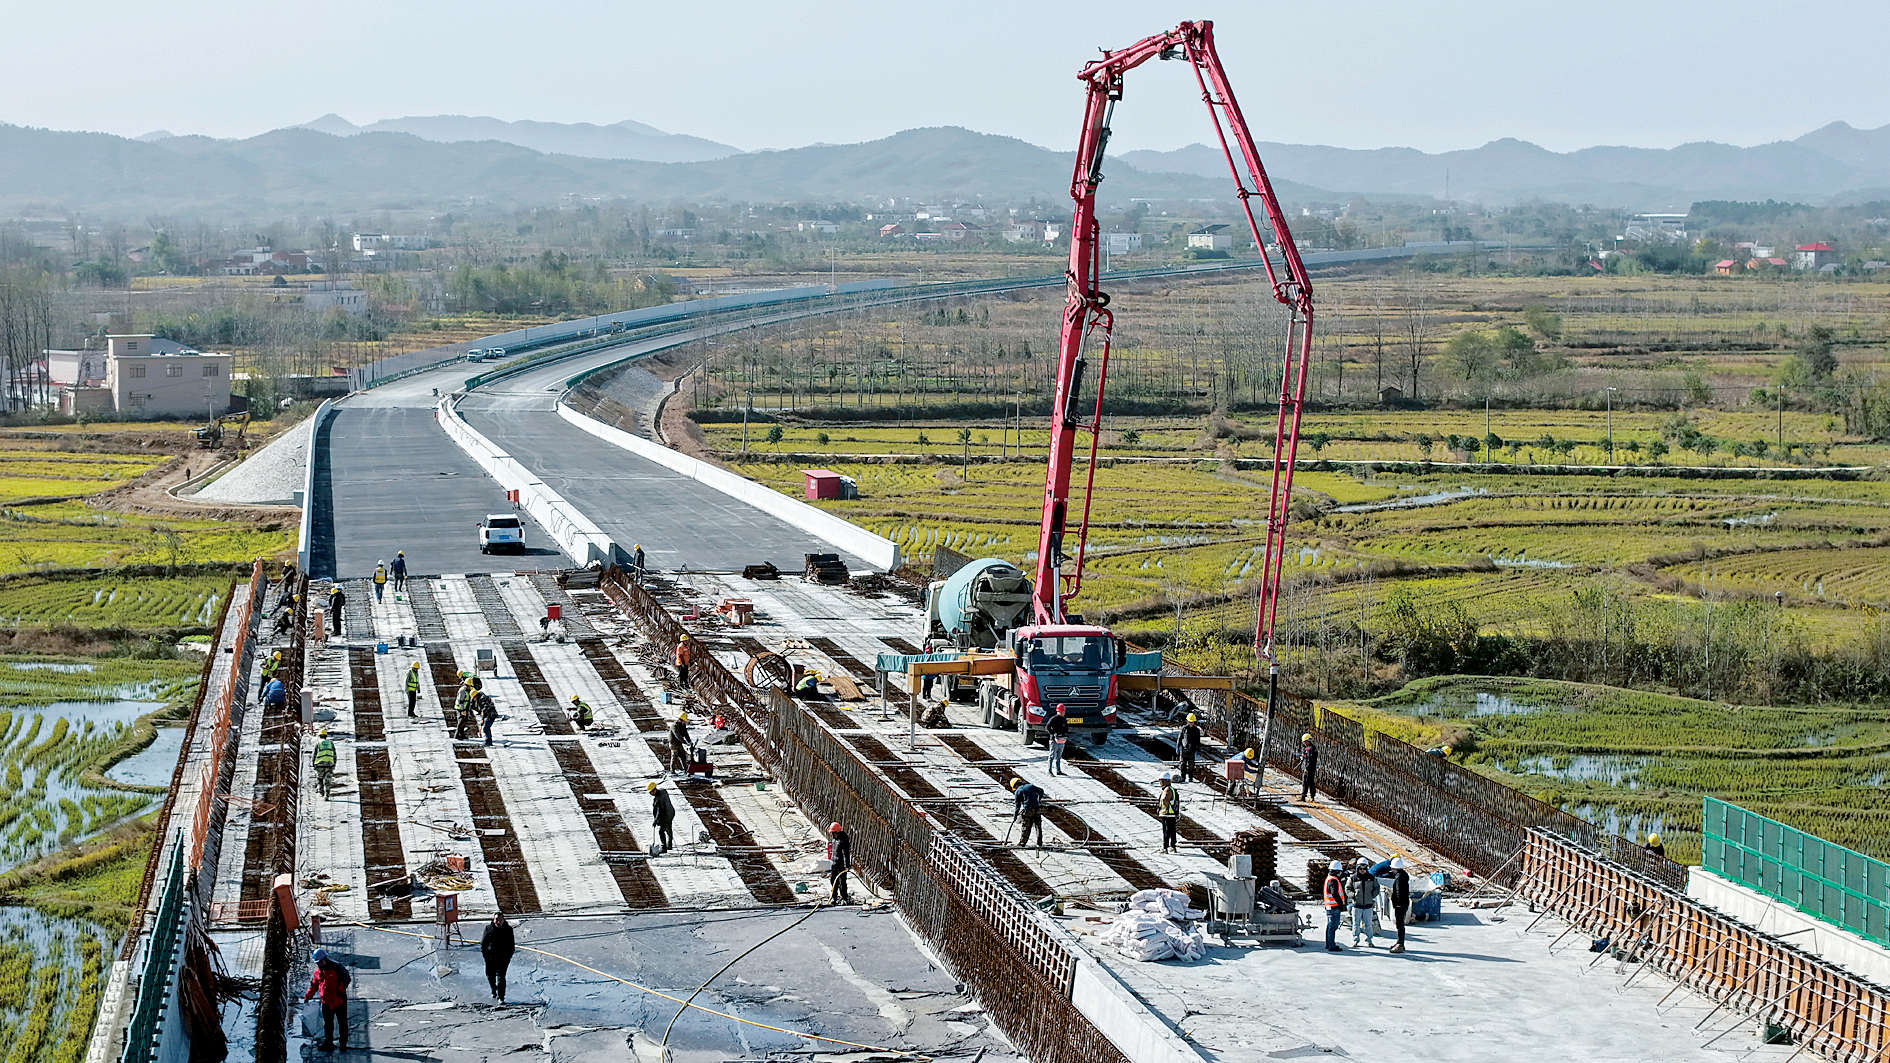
[
  {"x1": 1323, "y1": 874, "x2": 1346, "y2": 910},
  {"x1": 675, "y1": 641, "x2": 693, "y2": 666}
]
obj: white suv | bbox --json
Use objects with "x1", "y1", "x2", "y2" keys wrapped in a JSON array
[{"x1": 478, "y1": 514, "x2": 524, "y2": 553}]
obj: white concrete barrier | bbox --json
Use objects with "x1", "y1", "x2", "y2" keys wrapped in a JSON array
[
  {"x1": 435, "y1": 399, "x2": 615, "y2": 567},
  {"x1": 1687, "y1": 867, "x2": 1890, "y2": 989},
  {"x1": 1070, "y1": 956, "x2": 1210, "y2": 1063},
  {"x1": 556, "y1": 402, "x2": 901, "y2": 572},
  {"x1": 295, "y1": 400, "x2": 337, "y2": 574}
]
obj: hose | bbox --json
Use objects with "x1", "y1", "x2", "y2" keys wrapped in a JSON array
[{"x1": 659, "y1": 904, "x2": 819, "y2": 1048}]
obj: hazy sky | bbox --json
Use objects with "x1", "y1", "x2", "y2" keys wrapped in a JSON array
[{"x1": 3, "y1": 0, "x2": 1885, "y2": 154}]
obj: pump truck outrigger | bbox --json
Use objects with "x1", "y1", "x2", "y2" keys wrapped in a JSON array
[{"x1": 933, "y1": 19, "x2": 1316, "y2": 747}]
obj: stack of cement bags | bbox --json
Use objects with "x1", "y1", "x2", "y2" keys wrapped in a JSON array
[{"x1": 1098, "y1": 888, "x2": 1208, "y2": 962}]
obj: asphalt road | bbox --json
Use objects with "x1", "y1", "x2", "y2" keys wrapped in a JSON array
[{"x1": 307, "y1": 406, "x2": 564, "y2": 579}]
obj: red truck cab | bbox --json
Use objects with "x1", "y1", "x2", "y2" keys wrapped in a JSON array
[{"x1": 979, "y1": 624, "x2": 1123, "y2": 744}]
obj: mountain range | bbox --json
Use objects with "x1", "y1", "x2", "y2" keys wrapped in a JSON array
[
  {"x1": 290, "y1": 113, "x2": 740, "y2": 163},
  {"x1": 1, "y1": 114, "x2": 1887, "y2": 219}
]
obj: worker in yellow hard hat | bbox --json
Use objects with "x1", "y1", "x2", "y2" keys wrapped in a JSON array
[
  {"x1": 648, "y1": 778, "x2": 674, "y2": 853},
  {"x1": 1299, "y1": 732, "x2": 1320, "y2": 803},
  {"x1": 404, "y1": 661, "x2": 422, "y2": 718},
  {"x1": 568, "y1": 694, "x2": 593, "y2": 731},
  {"x1": 1645, "y1": 832, "x2": 1665, "y2": 859},
  {"x1": 674, "y1": 636, "x2": 694, "y2": 688},
  {"x1": 667, "y1": 712, "x2": 692, "y2": 774},
  {"x1": 1178, "y1": 710, "x2": 1203, "y2": 779}
]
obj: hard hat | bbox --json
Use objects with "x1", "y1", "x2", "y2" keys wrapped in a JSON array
[
  {"x1": 677, "y1": 636, "x2": 688, "y2": 644},
  {"x1": 645, "y1": 781, "x2": 658, "y2": 792},
  {"x1": 1648, "y1": 832, "x2": 1662, "y2": 845},
  {"x1": 1243, "y1": 747, "x2": 1256, "y2": 759},
  {"x1": 312, "y1": 948, "x2": 328, "y2": 962},
  {"x1": 829, "y1": 822, "x2": 842, "y2": 833},
  {"x1": 634, "y1": 543, "x2": 642, "y2": 550},
  {"x1": 463, "y1": 677, "x2": 475, "y2": 686},
  {"x1": 1053, "y1": 703, "x2": 1066, "y2": 713},
  {"x1": 272, "y1": 650, "x2": 282, "y2": 658},
  {"x1": 328, "y1": 585, "x2": 340, "y2": 594},
  {"x1": 678, "y1": 712, "x2": 689, "y2": 723},
  {"x1": 1356, "y1": 856, "x2": 1370, "y2": 867},
  {"x1": 1442, "y1": 745, "x2": 1453, "y2": 755},
  {"x1": 319, "y1": 728, "x2": 329, "y2": 737},
  {"x1": 1160, "y1": 773, "x2": 1173, "y2": 784},
  {"x1": 1329, "y1": 860, "x2": 1344, "y2": 872},
  {"x1": 1301, "y1": 732, "x2": 1312, "y2": 742},
  {"x1": 1186, "y1": 713, "x2": 1197, "y2": 723},
  {"x1": 570, "y1": 695, "x2": 581, "y2": 703},
  {"x1": 397, "y1": 550, "x2": 404, "y2": 556},
  {"x1": 409, "y1": 661, "x2": 419, "y2": 668},
  {"x1": 376, "y1": 559, "x2": 384, "y2": 565},
  {"x1": 1009, "y1": 777, "x2": 1022, "y2": 790},
  {"x1": 1391, "y1": 856, "x2": 1406, "y2": 870}
]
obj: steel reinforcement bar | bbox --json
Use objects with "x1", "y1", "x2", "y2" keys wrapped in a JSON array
[{"x1": 1520, "y1": 829, "x2": 1889, "y2": 1062}]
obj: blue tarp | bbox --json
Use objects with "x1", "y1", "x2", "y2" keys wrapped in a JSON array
[
  {"x1": 874, "y1": 652, "x2": 962, "y2": 675},
  {"x1": 1118, "y1": 651, "x2": 1166, "y2": 674}
]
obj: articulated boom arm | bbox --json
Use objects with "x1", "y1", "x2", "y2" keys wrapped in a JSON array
[{"x1": 1032, "y1": 19, "x2": 1316, "y2": 662}]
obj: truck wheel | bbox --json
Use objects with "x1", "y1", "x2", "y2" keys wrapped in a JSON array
[
  {"x1": 1090, "y1": 731, "x2": 1107, "y2": 746},
  {"x1": 1016, "y1": 709, "x2": 1033, "y2": 746}
]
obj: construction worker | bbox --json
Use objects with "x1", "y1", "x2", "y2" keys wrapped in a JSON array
[
  {"x1": 372, "y1": 560, "x2": 388, "y2": 602},
  {"x1": 673, "y1": 636, "x2": 694, "y2": 689},
  {"x1": 827, "y1": 822, "x2": 853, "y2": 905},
  {"x1": 404, "y1": 662, "x2": 422, "y2": 718},
  {"x1": 569, "y1": 694, "x2": 594, "y2": 731},
  {"x1": 1322, "y1": 860, "x2": 1347, "y2": 952},
  {"x1": 647, "y1": 781, "x2": 674, "y2": 853},
  {"x1": 794, "y1": 670, "x2": 821, "y2": 696},
  {"x1": 1156, "y1": 774, "x2": 1181, "y2": 853},
  {"x1": 273, "y1": 594, "x2": 299, "y2": 638},
  {"x1": 1349, "y1": 856, "x2": 1380, "y2": 947},
  {"x1": 303, "y1": 948, "x2": 352, "y2": 1052},
  {"x1": 278, "y1": 560, "x2": 299, "y2": 608},
  {"x1": 327, "y1": 585, "x2": 345, "y2": 637},
  {"x1": 390, "y1": 551, "x2": 407, "y2": 591},
  {"x1": 312, "y1": 728, "x2": 337, "y2": 798},
  {"x1": 477, "y1": 687, "x2": 499, "y2": 747},
  {"x1": 1299, "y1": 733, "x2": 1319, "y2": 802},
  {"x1": 481, "y1": 913, "x2": 515, "y2": 1003},
  {"x1": 1177, "y1": 712, "x2": 1202, "y2": 779},
  {"x1": 259, "y1": 649, "x2": 283, "y2": 685},
  {"x1": 1044, "y1": 703, "x2": 1069, "y2": 775},
  {"x1": 261, "y1": 675, "x2": 287, "y2": 717},
  {"x1": 1239, "y1": 747, "x2": 1262, "y2": 791},
  {"x1": 632, "y1": 543, "x2": 646, "y2": 574},
  {"x1": 1010, "y1": 777, "x2": 1044, "y2": 847},
  {"x1": 1370, "y1": 855, "x2": 1412, "y2": 953},
  {"x1": 454, "y1": 678, "x2": 478, "y2": 739},
  {"x1": 667, "y1": 712, "x2": 692, "y2": 773},
  {"x1": 1645, "y1": 832, "x2": 1665, "y2": 859}
]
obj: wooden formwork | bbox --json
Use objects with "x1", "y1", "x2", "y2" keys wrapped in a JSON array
[{"x1": 1520, "y1": 829, "x2": 1889, "y2": 1063}]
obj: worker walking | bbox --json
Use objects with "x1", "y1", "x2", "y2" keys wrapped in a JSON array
[
  {"x1": 372, "y1": 560, "x2": 388, "y2": 602},
  {"x1": 667, "y1": 712, "x2": 692, "y2": 773},
  {"x1": 304, "y1": 948, "x2": 351, "y2": 1052},
  {"x1": 674, "y1": 636, "x2": 694, "y2": 689},
  {"x1": 481, "y1": 913, "x2": 515, "y2": 1003},
  {"x1": 1156, "y1": 774, "x2": 1181, "y2": 853},
  {"x1": 1010, "y1": 777, "x2": 1045, "y2": 847},
  {"x1": 390, "y1": 551, "x2": 407, "y2": 592},
  {"x1": 648, "y1": 781, "x2": 675, "y2": 854},
  {"x1": 1177, "y1": 712, "x2": 1202, "y2": 779},
  {"x1": 1045, "y1": 703, "x2": 1069, "y2": 775},
  {"x1": 1349, "y1": 857, "x2": 1380, "y2": 947},
  {"x1": 327, "y1": 585, "x2": 345, "y2": 637},
  {"x1": 1299, "y1": 733, "x2": 1319, "y2": 802},
  {"x1": 404, "y1": 662, "x2": 422, "y2": 718},
  {"x1": 312, "y1": 728, "x2": 337, "y2": 798},
  {"x1": 1371, "y1": 855, "x2": 1411, "y2": 953},
  {"x1": 827, "y1": 822, "x2": 853, "y2": 905},
  {"x1": 1322, "y1": 860, "x2": 1347, "y2": 951},
  {"x1": 569, "y1": 695, "x2": 594, "y2": 731}
]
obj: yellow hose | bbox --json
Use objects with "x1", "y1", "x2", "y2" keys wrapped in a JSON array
[{"x1": 340, "y1": 917, "x2": 928, "y2": 1059}]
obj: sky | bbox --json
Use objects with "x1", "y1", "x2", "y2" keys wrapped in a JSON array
[{"x1": 3, "y1": 0, "x2": 1887, "y2": 155}]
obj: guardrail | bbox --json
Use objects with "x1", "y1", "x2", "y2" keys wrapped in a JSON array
[
  {"x1": 1521, "y1": 829, "x2": 1889, "y2": 1062},
  {"x1": 116, "y1": 839, "x2": 189, "y2": 1063},
  {"x1": 1702, "y1": 797, "x2": 1890, "y2": 949}
]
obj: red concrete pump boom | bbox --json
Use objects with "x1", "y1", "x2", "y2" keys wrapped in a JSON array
[{"x1": 1034, "y1": 19, "x2": 1317, "y2": 662}]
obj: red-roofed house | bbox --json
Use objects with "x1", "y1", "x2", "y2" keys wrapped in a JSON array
[
  {"x1": 1793, "y1": 243, "x2": 1836, "y2": 271},
  {"x1": 878, "y1": 223, "x2": 904, "y2": 238},
  {"x1": 1713, "y1": 259, "x2": 1739, "y2": 276}
]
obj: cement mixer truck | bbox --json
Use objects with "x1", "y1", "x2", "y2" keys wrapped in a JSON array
[{"x1": 921, "y1": 557, "x2": 1123, "y2": 744}]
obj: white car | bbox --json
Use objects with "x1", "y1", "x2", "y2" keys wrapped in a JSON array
[{"x1": 478, "y1": 514, "x2": 524, "y2": 553}]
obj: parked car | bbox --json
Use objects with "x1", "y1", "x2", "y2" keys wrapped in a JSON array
[{"x1": 478, "y1": 514, "x2": 524, "y2": 553}]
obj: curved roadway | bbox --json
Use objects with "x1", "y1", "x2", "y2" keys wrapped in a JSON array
[{"x1": 311, "y1": 243, "x2": 1489, "y2": 579}]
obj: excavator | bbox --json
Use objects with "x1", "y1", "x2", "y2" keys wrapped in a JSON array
[
  {"x1": 922, "y1": 20, "x2": 1316, "y2": 748},
  {"x1": 194, "y1": 411, "x2": 250, "y2": 450}
]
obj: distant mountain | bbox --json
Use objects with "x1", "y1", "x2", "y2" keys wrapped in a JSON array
[
  {"x1": 295, "y1": 113, "x2": 740, "y2": 163},
  {"x1": 1121, "y1": 122, "x2": 1890, "y2": 206},
  {"x1": 0, "y1": 124, "x2": 1293, "y2": 217}
]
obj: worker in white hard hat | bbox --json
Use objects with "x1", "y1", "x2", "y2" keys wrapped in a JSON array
[
  {"x1": 1322, "y1": 859, "x2": 1348, "y2": 951},
  {"x1": 1177, "y1": 711, "x2": 1202, "y2": 780}
]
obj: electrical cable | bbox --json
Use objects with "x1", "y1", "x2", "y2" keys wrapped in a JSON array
[
  {"x1": 658, "y1": 904, "x2": 819, "y2": 1048},
  {"x1": 339, "y1": 917, "x2": 928, "y2": 1059}
]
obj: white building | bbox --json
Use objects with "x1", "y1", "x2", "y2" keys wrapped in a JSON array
[
  {"x1": 796, "y1": 220, "x2": 840, "y2": 234},
  {"x1": 303, "y1": 284, "x2": 368, "y2": 314},
  {"x1": 1103, "y1": 232, "x2": 1143, "y2": 254},
  {"x1": 1188, "y1": 225, "x2": 1232, "y2": 251},
  {"x1": 351, "y1": 233, "x2": 424, "y2": 252},
  {"x1": 103, "y1": 335, "x2": 232, "y2": 416}
]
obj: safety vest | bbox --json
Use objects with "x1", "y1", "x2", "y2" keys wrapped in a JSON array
[
  {"x1": 1158, "y1": 787, "x2": 1179, "y2": 817},
  {"x1": 675, "y1": 641, "x2": 692, "y2": 666},
  {"x1": 406, "y1": 669, "x2": 421, "y2": 693},
  {"x1": 573, "y1": 700, "x2": 593, "y2": 726},
  {"x1": 1323, "y1": 874, "x2": 1346, "y2": 909},
  {"x1": 260, "y1": 657, "x2": 278, "y2": 679},
  {"x1": 313, "y1": 740, "x2": 337, "y2": 768},
  {"x1": 373, "y1": 566, "x2": 387, "y2": 585}
]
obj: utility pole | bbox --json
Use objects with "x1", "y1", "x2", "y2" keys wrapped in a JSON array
[
  {"x1": 1605, "y1": 386, "x2": 1617, "y2": 464},
  {"x1": 1777, "y1": 387, "x2": 1785, "y2": 457}
]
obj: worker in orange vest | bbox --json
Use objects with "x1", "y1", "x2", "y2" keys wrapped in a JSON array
[
  {"x1": 674, "y1": 636, "x2": 694, "y2": 688},
  {"x1": 1322, "y1": 859, "x2": 1347, "y2": 952}
]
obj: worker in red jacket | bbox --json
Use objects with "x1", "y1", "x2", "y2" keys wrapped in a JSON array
[
  {"x1": 1322, "y1": 860, "x2": 1347, "y2": 952},
  {"x1": 304, "y1": 948, "x2": 352, "y2": 1051}
]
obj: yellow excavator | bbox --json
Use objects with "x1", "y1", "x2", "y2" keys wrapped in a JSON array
[{"x1": 194, "y1": 412, "x2": 250, "y2": 450}]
